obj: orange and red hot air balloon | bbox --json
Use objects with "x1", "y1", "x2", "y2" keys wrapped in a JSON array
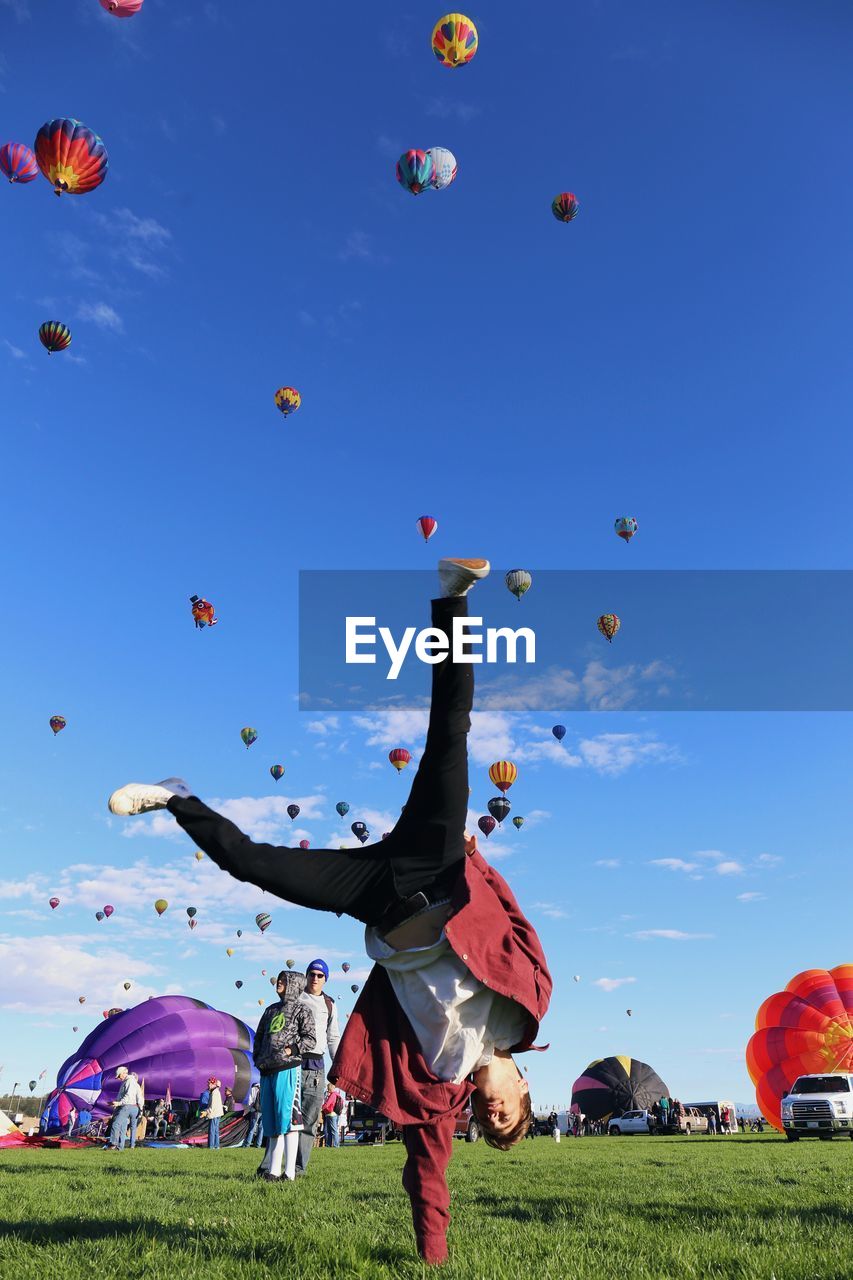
[
  {"x1": 34, "y1": 119, "x2": 108, "y2": 196},
  {"x1": 746, "y1": 965, "x2": 853, "y2": 1131}
]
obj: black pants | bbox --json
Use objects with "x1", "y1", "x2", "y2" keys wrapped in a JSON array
[{"x1": 168, "y1": 597, "x2": 472, "y2": 926}]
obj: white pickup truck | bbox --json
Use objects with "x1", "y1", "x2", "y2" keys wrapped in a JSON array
[
  {"x1": 608, "y1": 1109, "x2": 654, "y2": 1135},
  {"x1": 780, "y1": 1073, "x2": 853, "y2": 1141}
]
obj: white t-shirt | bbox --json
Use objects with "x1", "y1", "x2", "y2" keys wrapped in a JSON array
[{"x1": 364, "y1": 925, "x2": 527, "y2": 1085}]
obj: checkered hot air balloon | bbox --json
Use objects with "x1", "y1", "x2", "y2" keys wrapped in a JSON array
[
  {"x1": 431, "y1": 13, "x2": 479, "y2": 67},
  {"x1": 0, "y1": 142, "x2": 39, "y2": 183},
  {"x1": 274, "y1": 386, "x2": 301, "y2": 417},
  {"x1": 39, "y1": 322, "x2": 72, "y2": 354},
  {"x1": 597, "y1": 614, "x2": 621, "y2": 643},
  {"x1": 488, "y1": 761, "x2": 517, "y2": 793},
  {"x1": 34, "y1": 118, "x2": 108, "y2": 196},
  {"x1": 552, "y1": 192, "x2": 579, "y2": 223},
  {"x1": 396, "y1": 150, "x2": 435, "y2": 195}
]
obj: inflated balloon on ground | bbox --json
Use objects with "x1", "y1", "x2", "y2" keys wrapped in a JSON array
[{"x1": 571, "y1": 1056, "x2": 669, "y2": 1122}]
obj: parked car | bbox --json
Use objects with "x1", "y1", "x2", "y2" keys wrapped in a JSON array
[
  {"x1": 608, "y1": 1109, "x2": 655, "y2": 1135},
  {"x1": 453, "y1": 1102, "x2": 480, "y2": 1143},
  {"x1": 671, "y1": 1106, "x2": 708, "y2": 1135},
  {"x1": 780, "y1": 1073, "x2": 853, "y2": 1141}
]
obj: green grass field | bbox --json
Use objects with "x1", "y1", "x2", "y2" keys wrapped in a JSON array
[{"x1": 1, "y1": 1134, "x2": 851, "y2": 1279}]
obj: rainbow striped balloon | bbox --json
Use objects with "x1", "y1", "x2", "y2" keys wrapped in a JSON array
[
  {"x1": 39, "y1": 322, "x2": 72, "y2": 354},
  {"x1": 0, "y1": 142, "x2": 39, "y2": 184},
  {"x1": 35, "y1": 118, "x2": 108, "y2": 196}
]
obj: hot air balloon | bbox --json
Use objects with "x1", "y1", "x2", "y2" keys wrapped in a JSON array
[
  {"x1": 351, "y1": 984, "x2": 360, "y2": 994},
  {"x1": 49, "y1": 716, "x2": 66, "y2": 736},
  {"x1": 287, "y1": 804, "x2": 300, "y2": 821},
  {"x1": 614, "y1": 517, "x2": 638, "y2": 544},
  {"x1": 488, "y1": 761, "x2": 518, "y2": 793},
  {"x1": 226, "y1": 948, "x2": 234, "y2": 957},
  {"x1": 571, "y1": 1056, "x2": 669, "y2": 1123},
  {"x1": 573, "y1": 975, "x2": 581, "y2": 983},
  {"x1": 512, "y1": 816, "x2": 525, "y2": 830},
  {"x1": 190, "y1": 595, "x2": 218, "y2": 628},
  {"x1": 431, "y1": 12, "x2": 478, "y2": 66},
  {"x1": 186, "y1": 907, "x2": 197, "y2": 919},
  {"x1": 746, "y1": 965, "x2": 853, "y2": 1132},
  {"x1": 28, "y1": 1080, "x2": 37, "y2": 1092},
  {"x1": 188, "y1": 919, "x2": 197, "y2": 931},
  {"x1": 552, "y1": 725, "x2": 566, "y2": 743},
  {"x1": 236, "y1": 929, "x2": 243, "y2": 938},
  {"x1": 626, "y1": 1009, "x2": 633, "y2": 1017},
  {"x1": 269, "y1": 977, "x2": 276, "y2": 985},
  {"x1": 235, "y1": 980, "x2": 243, "y2": 990},
  {"x1": 396, "y1": 150, "x2": 435, "y2": 195},
  {"x1": 255, "y1": 912, "x2": 272, "y2": 934},
  {"x1": 49, "y1": 897, "x2": 60, "y2": 910},
  {"x1": 39, "y1": 321, "x2": 73, "y2": 354},
  {"x1": 478, "y1": 815, "x2": 496, "y2": 839},
  {"x1": 72, "y1": 1026, "x2": 78, "y2": 1033},
  {"x1": 34, "y1": 118, "x2": 108, "y2": 196},
  {"x1": 95, "y1": 911, "x2": 105, "y2": 922},
  {"x1": 342, "y1": 963, "x2": 351, "y2": 973},
  {"x1": 99, "y1": 0, "x2": 145, "y2": 15},
  {"x1": 241, "y1": 727, "x2": 258, "y2": 749},
  {"x1": 44, "y1": 994, "x2": 259, "y2": 1133},
  {"x1": 0, "y1": 142, "x2": 39, "y2": 183},
  {"x1": 552, "y1": 192, "x2": 579, "y2": 223},
  {"x1": 505, "y1": 570, "x2": 532, "y2": 601},
  {"x1": 426, "y1": 148, "x2": 457, "y2": 190},
  {"x1": 286, "y1": 959, "x2": 295, "y2": 969},
  {"x1": 351, "y1": 821, "x2": 368, "y2": 839},
  {"x1": 123, "y1": 982, "x2": 132, "y2": 991},
  {"x1": 336, "y1": 801, "x2": 350, "y2": 818},
  {"x1": 299, "y1": 839, "x2": 310, "y2": 849},
  {"x1": 274, "y1": 386, "x2": 301, "y2": 417},
  {"x1": 103, "y1": 905, "x2": 114, "y2": 918},
  {"x1": 597, "y1": 614, "x2": 621, "y2": 643},
  {"x1": 389, "y1": 748, "x2": 411, "y2": 773},
  {"x1": 78, "y1": 996, "x2": 86, "y2": 1005},
  {"x1": 488, "y1": 796, "x2": 511, "y2": 826},
  {"x1": 258, "y1": 999, "x2": 264, "y2": 1006},
  {"x1": 154, "y1": 899, "x2": 168, "y2": 917},
  {"x1": 194, "y1": 851, "x2": 204, "y2": 861},
  {"x1": 270, "y1": 765, "x2": 285, "y2": 783},
  {"x1": 416, "y1": 516, "x2": 438, "y2": 543},
  {"x1": 261, "y1": 970, "x2": 267, "y2": 976}
]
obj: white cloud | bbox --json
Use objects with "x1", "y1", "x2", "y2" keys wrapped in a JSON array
[
  {"x1": 78, "y1": 301, "x2": 124, "y2": 332},
  {"x1": 424, "y1": 96, "x2": 481, "y2": 122},
  {"x1": 736, "y1": 892, "x2": 765, "y2": 902},
  {"x1": 649, "y1": 858, "x2": 699, "y2": 874},
  {"x1": 121, "y1": 793, "x2": 328, "y2": 844},
  {"x1": 595, "y1": 859, "x2": 621, "y2": 868},
  {"x1": 714, "y1": 860, "x2": 744, "y2": 876},
  {"x1": 532, "y1": 903, "x2": 569, "y2": 920},
  {"x1": 757, "y1": 853, "x2": 782, "y2": 866},
  {"x1": 577, "y1": 733, "x2": 678, "y2": 776},
  {"x1": 340, "y1": 231, "x2": 374, "y2": 262},
  {"x1": 630, "y1": 929, "x2": 714, "y2": 941},
  {"x1": 2, "y1": 339, "x2": 26, "y2": 360},
  {"x1": 0, "y1": 933, "x2": 161, "y2": 1013},
  {"x1": 593, "y1": 977, "x2": 637, "y2": 992},
  {"x1": 0, "y1": 0, "x2": 30, "y2": 20},
  {"x1": 307, "y1": 717, "x2": 339, "y2": 735}
]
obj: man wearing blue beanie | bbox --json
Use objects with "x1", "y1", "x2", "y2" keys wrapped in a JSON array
[{"x1": 297, "y1": 957, "x2": 339, "y2": 1176}]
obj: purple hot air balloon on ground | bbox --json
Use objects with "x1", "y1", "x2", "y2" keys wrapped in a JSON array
[{"x1": 43, "y1": 994, "x2": 258, "y2": 1132}]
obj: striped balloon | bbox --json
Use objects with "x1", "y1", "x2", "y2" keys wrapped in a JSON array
[
  {"x1": 34, "y1": 119, "x2": 108, "y2": 196},
  {"x1": 505, "y1": 570, "x2": 532, "y2": 601},
  {"x1": 255, "y1": 912, "x2": 272, "y2": 934},
  {"x1": 389, "y1": 748, "x2": 411, "y2": 772},
  {"x1": 274, "y1": 386, "x2": 301, "y2": 417},
  {"x1": 416, "y1": 516, "x2": 438, "y2": 542},
  {"x1": 488, "y1": 761, "x2": 517, "y2": 793},
  {"x1": 0, "y1": 142, "x2": 39, "y2": 184},
  {"x1": 270, "y1": 764, "x2": 285, "y2": 782},
  {"x1": 39, "y1": 322, "x2": 72, "y2": 354},
  {"x1": 396, "y1": 150, "x2": 435, "y2": 195},
  {"x1": 552, "y1": 192, "x2": 579, "y2": 223}
]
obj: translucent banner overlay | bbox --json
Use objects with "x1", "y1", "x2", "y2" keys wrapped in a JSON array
[{"x1": 298, "y1": 571, "x2": 853, "y2": 712}]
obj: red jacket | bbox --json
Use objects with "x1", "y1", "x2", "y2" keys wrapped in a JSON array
[{"x1": 330, "y1": 847, "x2": 551, "y2": 1265}]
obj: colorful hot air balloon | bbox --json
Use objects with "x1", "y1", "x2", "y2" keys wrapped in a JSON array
[
  {"x1": 416, "y1": 516, "x2": 438, "y2": 543},
  {"x1": 571, "y1": 1056, "x2": 669, "y2": 1123},
  {"x1": 226, "y1": 948, "x2": 234, "y2": 957},
  {"x1": 99, "y1": 0, "x2": 145, "y2": 15},
  {"x1": 597, "y1": 614, "x2": 621, "y2": 643},
  {"x1": 44, "y1": 995, "x2": 259, "y2": 1133},
  {"x1": 426, "y1": 148, "x2": 457, "y2": 190},
  {"x1": 478, "y1": 815, "x2": 496, "y2": 839},
  {"x1": 299, "y1": 839, "x2": 310, "y2": 849},
  {"x1": 396, "y1": 150, "x2": 435, "y2": 195},
  {"x1": 0, "y1": 142, "x2": 39, "y2": 184},
  {"x1": 34, "y1": 119, "x2": 108, "y2": 196},
  {"x1": 270, "y1": 764, "x2": 285, "y2": 783},
  {"x1": 39, "y1": 322, "x2": 73, "y2": 354},
  {"x1": 123, "y1": 982, "x2": 132, "y2": 991},
  {"x1": 95, "y1": 911, "x2": 105, "y2": 922},
  {"x1": 552, "y1": 192, "x2": 580, "y2": 223},
  {"x1": 49, "y1": 897, "x2": 60, "y2": 910},
  {"x1": 488, "y1": 761, "x2": 518, "y2": 793},
  {"x1": 746, "y1": 965, "x2": 853, "y2": 1132},
  {"x1": 614, "y1": 517, "x2": 638, "y2": 544},
  {"x1": 512, "y1": 816, "x2": 524, "y2": 830},
  {"x1": 552, "y1": 725, "x2": 567, "y2": 743},
  {"x1": 505, "y1": 570, "x2": 532, "y2": 601},
  {"x1": 431, "y1": 12, "x2": 478, "y2": 66},
  {"x1": 190, "y1": 595, "x2": 218, "y2": 628},
  {"x1": 342, "y1": 963, "x2": 351, "y2": 973},
  {"x1": 488, "y1": 796, "x2": 511, "y2": 826},
  {"x1": 274, "y1": 386, "x2": 301, "y2": 417},
  {"x1": 186, "y1": 907, "x2": 197, "y2": 919},
  {"x1": 235, "y1": 980, "x2": 243, "y2": 989},
  {"x1": 286, "y1": 959, "x2": 295, "y2": 969},
  {"x1": 389, "y1": 748, "x2": 411, "y2": 773},
  {"x1": 351, "y1": 984, "x2": 360, "y2": 994},
  {"x1": 255, "y1": 912, "x2": 272, "y2": 934},
  {"x1": 336, "y1": 801, "x2": 350, "y2": 818},
  {"x1": 241, "y1": 727, "x2": 258, "y2": 749},
  {"x1": 154, "y1": 899, "x2": 168, "y2": 917},
  {"x1": 194, "y1": 851, "x2": 204, "y2": 861},
  {"x1": 49, "y1": 715, "x2": 67, "y2": 735},
  {"x1": 103, "y1": 905, "x2": 114, "y2": 918}
]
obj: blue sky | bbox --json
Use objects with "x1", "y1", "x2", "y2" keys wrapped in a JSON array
[{"x1": 1, "y1": 0, "x2": 852, "y2": 1111}]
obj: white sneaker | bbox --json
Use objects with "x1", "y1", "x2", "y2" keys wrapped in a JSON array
[
  {"x1": 108, "y1": 779, "x2": 189, "y2": 816},
  {"x1": 438, "y1": 558, "x2": 491, "y2": 598}
]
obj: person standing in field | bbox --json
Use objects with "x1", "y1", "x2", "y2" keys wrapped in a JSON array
[
  {"x1": 707, "y1": 1109, "x2": 717, "y2": 1136},
  {"x1": 205, "y1": 1077, "x2": 224, "y2": 1148},
  {"x1": 295, "y1": 957, "x2": 340, "y2": 1177},
  {"x1": 242, "y1": 1080, "x2": 264, "y2": 1148},
  {"x1": 321, "y1": 1082, "x2": 345, "y2": 1148},
  {"x1": 66, "y1": 1105, "x2": 77, "y2": 1138},
  {"x1": 253, "y1": 970, "x2": 317, "y2": 1182},
  {"x1": 103, "y1": 1066, "x2": 143, "y2": 1151}
]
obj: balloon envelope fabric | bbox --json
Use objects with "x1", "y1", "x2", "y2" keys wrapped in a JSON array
[{"x1": 571, "y1": 1055, "x2": 670, "y2": 1121}]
